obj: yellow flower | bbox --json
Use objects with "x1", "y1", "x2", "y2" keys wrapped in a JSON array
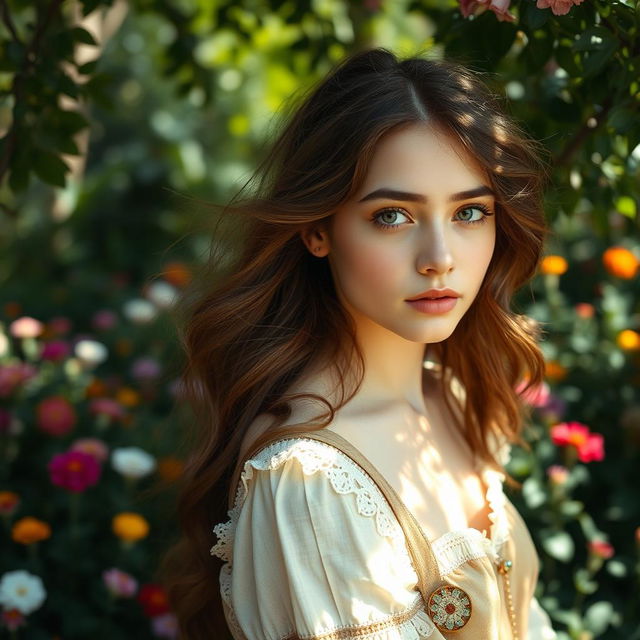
[
  {"x1": 112, "y1": 512, "x2": 149, "y2": 542},
  {"x1": 602, "y1": 246, "x2": 638, "y2": 279},
  {"x1": 116, "y1": 387, "x2": 140, "y2": 407},
  {"x1": 545, "y1": 360, "x2": 568, "y2": 382},
  {"x1": 11, "y1": 517, "x2": 52, "y2": 545},
  {"x1": 540, "y1": 255, "x2": 568, "y2": 275},
  {"x1": 617, "y1": 330, "x2": 640, "y2": 351}
]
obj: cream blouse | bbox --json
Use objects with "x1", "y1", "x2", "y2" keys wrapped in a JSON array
[{"x1": 210, "y1": 434, "x2": 558, "y2": 639}]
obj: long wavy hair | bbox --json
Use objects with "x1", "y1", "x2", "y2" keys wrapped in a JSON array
[{"x1": 156, "y1": 47, "x2": 552, "y2": 639}]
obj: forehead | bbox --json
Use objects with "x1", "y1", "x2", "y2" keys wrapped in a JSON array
[{"x1": 357, "y1": 122, "x2": 489, "y2": 194}]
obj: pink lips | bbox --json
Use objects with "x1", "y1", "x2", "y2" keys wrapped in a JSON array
[{"x1": 406, "y1": 297, "x2": 458, "y2": 314}]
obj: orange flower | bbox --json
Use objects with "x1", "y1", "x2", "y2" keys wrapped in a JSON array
[
  {"x1": 602, "y1": 246, "x2": 638, "y2": 279},
  {"x1": 588, "y1": 539, "x2": 614, "y2": 559},
  {"x1": 162, "y1": 262, "x2": 192, "y2": 288},
  {"x1": 85, "y1": 378, "x2": 109, "y2": 398},
  {"x1": 0, "y1": 491, "x2": 20, "y2": 516},
  {"x1": 575, "y1": 303, "x2": 595, "y2": 319},
  {"x1": 540, "y1": 255, "x2": 568, "y2": 275},
  {"x1": 158, "y1": 457, "x2": 184, "y2": 482},
  {"x1": 112, "y1": 512, "x2": 149, "y2": 542},
  {"x1": 116, "y1": 387, "x2": 140, "y2": 407},
  {"x1": 617, "y1": 330, "x2": 640, "y2": 351},
  {"x1": 11, "y1": 517, "x2": 52, "y2": 544},
  {"x1": 545, "y1": 360, "x2": 568, "y2": 382}
]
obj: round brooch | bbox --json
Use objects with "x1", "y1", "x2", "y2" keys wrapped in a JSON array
[{"x1": 427, "y1": 584, "x2": 472, "y2": 632}]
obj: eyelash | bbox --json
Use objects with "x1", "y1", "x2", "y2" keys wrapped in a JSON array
[{"x1": 371, "y1": 204, "x2": 494, "y2": 230}]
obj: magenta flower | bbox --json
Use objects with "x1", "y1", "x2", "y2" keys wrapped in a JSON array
[
  {"x1": 36, "y1": 396, "x2": 77, "y2": 436},
  {"x1": 550, "y1": 421, "x2": 605, "y2": 463},
  {"x1": 71, "y1": 437, "x2": 110, "y2": 463},
  {"x1": 0, "y1": 363, "x2": 38, "y2": 397},
  {"x1": 89, "y1": 398, "x2": 127, "y2": 421},
  {"x1": 48, "y1": 450, "x2": 102, "y2": 492},
  {"x1": 102, "y1": 568, "x2": 139, "y2": 598},
  {"x1": 40, "y1": 340, "x2": 71, "y2": 362},
  {"x1": 536, "y1": 0, "x2": 584, "y2": 16}
]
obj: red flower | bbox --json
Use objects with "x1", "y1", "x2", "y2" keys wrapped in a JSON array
[
  {"x1": 550, "y1": 421, "x2": 605, "y2": 463},
  {"x1": 588, "y1": 539, "x2": 614, "y2": 559},
  {"x1": 36, "y1": 396, "x2": 77, "y2": 436},
  {"x1": 137, "y1": 584, "x2": 170, "y2": 617},
  {"x1": 48, "y1": 450, "x2": 102, "y2": 493}
]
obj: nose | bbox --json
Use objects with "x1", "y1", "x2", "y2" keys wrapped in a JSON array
[{"x1": 415, "y1": 222, "x2": 454, "y2": 275}]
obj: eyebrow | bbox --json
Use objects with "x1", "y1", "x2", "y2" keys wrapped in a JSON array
[{"x1": 357, "y1": 185, "x2": 495, "y2": 204}]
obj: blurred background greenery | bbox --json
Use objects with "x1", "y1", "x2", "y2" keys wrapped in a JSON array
[{"x1": 0, "y1": 0, "x2": 638, "y2": 638}]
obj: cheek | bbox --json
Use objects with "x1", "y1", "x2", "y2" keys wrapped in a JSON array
[{"x1": 330, "y1": 231, "x2": 405, "y2": 299}]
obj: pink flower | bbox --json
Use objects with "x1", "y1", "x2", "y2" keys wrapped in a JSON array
[
  {"x1": 588, "y1": 539, "x2": 614, "y2": 559},
  {"x1": 48, "y1": 450, "x2": 101, "y2": 493},
  {"x1": 102, "y1": 568, "x2": 138, "y2": 598},
  {"x1": 0, "y1": 363, "x2": 38, "y2": 397},
  {"x1": 36, "y1": 396, "x2": 77, "y2": 437},
  {"x1": 9, "y1": 316, "x2": 44, "y2": 339},
  {"x1": 550, "y1": 421, "x2": 605, "y2": 463},
  {"x1": 71, "y1": 437, "x2": 110, "y2": 463},
  {"x1": 89, "y1": 397, "x2": 127, "y2": 421},
  {"x1": 151, "y1": 612, "x2": 178, "y2": 639},
  {"x1": 92, "y1": 309, "x2": 119, "y2": 332},
  {"x1": 131, "y1": 357, "x2": 161, "y2": 382},
  {"x1": 547, "y1": 465, "x2": 569, "y2": 485},
  {"x1": 459, "y1": 0, "x2": 515, "y2": 22},
  {"x1": 516, "y1": 379, "x2": 550, "y2": 407},
  {"x1": 40, "y1": 340, "x2": 71, "y2": 362},
  {"x1": 536, "y1": 0, "x2": 584, "y2": 15},
  {"x1": 1, "y1": 608, "x2": 25, "y2": 632},
  {"x1": 47, "y1": 316, "x2": 73, "y2": 336}
]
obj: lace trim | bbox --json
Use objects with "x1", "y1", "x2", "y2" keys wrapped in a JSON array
[
  {"x1": 211, "y1": 438, "x2": 416, "y2": 577},
  {"x1": 279, "y1": 593, "x2": 435, "y2": 639}
]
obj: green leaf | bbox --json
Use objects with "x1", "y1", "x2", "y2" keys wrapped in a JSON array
[
  {"x1": 616, "y1": 195, "x2": 636, "y2": 218},
  {"x1": 574, "y1": 567, "x2": 598, "y2": 594},
  {"x1": 541, "y1": 529, "x2": 575, "y2": 562},
  {"x1": 70, "y1": 26, "x2": 98, "y2": 46},
  {"x1": 77, "y1": 59, "x2": 98, "y2": 75},
  {"x1": 33, "y1": 149, "x2": 69, "y2": 188},
  {"x1": 520, "y1": 2, "x2": 550, "y2": 30}
]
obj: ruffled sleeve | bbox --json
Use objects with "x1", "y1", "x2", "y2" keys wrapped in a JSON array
[{"x1": 211, "y1": 438, "x2": 438, "y2": 640}]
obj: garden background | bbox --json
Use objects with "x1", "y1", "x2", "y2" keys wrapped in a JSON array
[{"x1": 0, "y1": 0, "x2": 639, "y2": 638}]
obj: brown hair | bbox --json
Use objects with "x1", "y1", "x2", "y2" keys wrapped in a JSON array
[{"x1": 156, "y1": 47, "x2": 551, "y2": 639}]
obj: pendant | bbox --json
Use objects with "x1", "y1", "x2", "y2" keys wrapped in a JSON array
[{"x1": 427, "y1": 584, "x2": 472, "y2": 632}]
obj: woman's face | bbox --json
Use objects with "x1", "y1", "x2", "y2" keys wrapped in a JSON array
[{"x1": 322, "y1": 122, "x2": 497, "y2": 344}]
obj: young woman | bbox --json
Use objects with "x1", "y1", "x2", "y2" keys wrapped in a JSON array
[{"x1": 159, "y1": 48, "x2": 559, "y2": 639}]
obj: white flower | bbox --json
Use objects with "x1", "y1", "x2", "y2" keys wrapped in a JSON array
[
  {"x1": 0, "y1": 570, "x2": 46, "y2": 614},
  {"x1": 122, "y1": 299, "x2": 157, "y2": 325},
  {"x1": 111, "y1": 446, "x2": 157, "y2": 479},
  {"x1": 74, "y1": 339, "x2": 108, "y2": 367},
  {"x1": 145, "y1": 281, "x2": 178, "y2": 309}
]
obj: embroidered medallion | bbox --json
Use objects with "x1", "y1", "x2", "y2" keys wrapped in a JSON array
[{"x1": 427, "y1": 584, "x2": 472, "y2": 632}]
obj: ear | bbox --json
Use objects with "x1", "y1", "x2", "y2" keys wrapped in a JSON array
[{"x1": 300, "y1": 224, "x2": 330, "y2": 258}]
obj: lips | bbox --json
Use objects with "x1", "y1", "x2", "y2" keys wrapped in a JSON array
[{"x1": 406, "y1": 288, "x2": 461, "y2": 301}]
